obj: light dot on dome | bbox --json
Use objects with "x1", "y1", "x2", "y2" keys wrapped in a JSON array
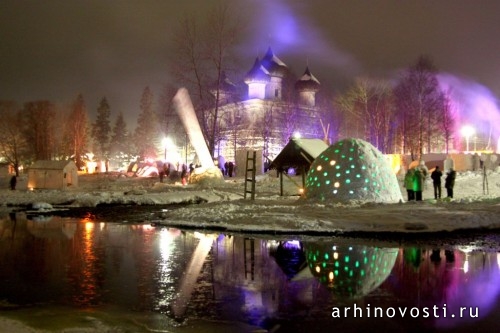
[
  {"x1": 317, "y1": 165, "x2": 322, "y2": 171},
  {"x1": 330, "y1": 160, "x2": 336, "y2": 166},
  {"x1": 334, "y1": 182, "x2": 340, "y2": 188},
  {"x1": 346, "y1": 179, "x2": 351, "y2": 184}
]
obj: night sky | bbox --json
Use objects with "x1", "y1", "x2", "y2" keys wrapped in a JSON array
[{"x1": 1, "y1": 0, "x2": 500, "y2": 128}]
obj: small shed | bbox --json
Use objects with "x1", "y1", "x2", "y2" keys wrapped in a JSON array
[
  {"x1": 28, "y1": 160, "x2": 78, "y2": 190},
  {"x1": 269, "y1": 138, "x2": 329, "y2": 195}
]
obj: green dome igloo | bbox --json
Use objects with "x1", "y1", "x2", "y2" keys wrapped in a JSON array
[{"x1": 304, "y1": 138, "x2": 403, "y2": 203}]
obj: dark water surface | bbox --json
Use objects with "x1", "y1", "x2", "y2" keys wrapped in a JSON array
[{"x1": 0, "y1": 212, "x2": 499, "y2": 332}]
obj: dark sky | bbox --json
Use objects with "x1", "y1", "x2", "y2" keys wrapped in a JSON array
[{"x1": 2, "y1": 0, "x2": 500, "y2": 128}]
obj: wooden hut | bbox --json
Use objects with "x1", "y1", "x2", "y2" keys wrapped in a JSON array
[
  {"x1": 269, "y1": 138, "x2": 328, "y2": 195},
  {"x1": 27, "y1": 160, "x2": 78, "y2": 190}
]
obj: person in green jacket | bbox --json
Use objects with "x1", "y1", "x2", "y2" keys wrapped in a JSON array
[
  {"x1": 413, "y1": 168, "x2": 425, "y2": 201},
  {"x1": 404, "y1": 168, "x2": 415, "y2": 201}
]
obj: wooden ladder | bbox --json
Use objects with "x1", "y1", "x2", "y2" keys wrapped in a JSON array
[{"x1": 244, "y1": 150, "x2": 256, "y2": 200}]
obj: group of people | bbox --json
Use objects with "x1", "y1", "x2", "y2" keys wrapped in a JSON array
[
  {"x1": 432, "y1": 166, "x2": 456, "y2": 199},
  {"x1": 222, "y1": 161, "x2": 235, "y2": 177},
  {"x1": 159, "y1": 162, "x2": 190, "y2": 185},
  {"x1": 404, "y1": 162, "x2": 456, "y2": 201}
]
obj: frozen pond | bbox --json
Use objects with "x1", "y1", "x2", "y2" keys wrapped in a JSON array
[{"x1": 0, "y1": 212, "x2": 499, "y2": 332}]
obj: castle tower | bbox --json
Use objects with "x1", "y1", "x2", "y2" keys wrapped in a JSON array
[
  {"x1": 260, "y1": 47, "x2": 288, "y2": 100},
  {"x1": 211, "y1": 71, "x2": 238, "y2": 105},
  {"x1": 295, "y1": 66, "x2": 320, "y2": 107},
  {"x1": 244, "y1": 57, "x2": 270, "y2": 100}
]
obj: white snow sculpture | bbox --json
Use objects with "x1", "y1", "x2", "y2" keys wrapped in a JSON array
[
  {"x1": 173, "y1": 88, "x2": 223, "y2": 185},
  {"x1": 304, "y1": 138, "x2": 403, "y2": 203}
]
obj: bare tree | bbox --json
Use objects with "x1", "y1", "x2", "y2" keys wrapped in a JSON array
[
  {"x1": 169, "y1": 2, "x2": 246, "y2": 158},
  {"x1": 335, "y1": 77, "x2": 396, "y2": 152},
  {"x1": 0, "y1": 101, "x2": 27, "y2": 175},
  {"x1": 23, "y1": 100, "x2": 56, "y2": 161},
  {"x1": 65, "y1": 94, "x2": 90, "y2": 168},
  {"x1": 394, "y1": 56, "x2": 445, "y2": 159},
  {"x1": 439, "y1": 90, "x2": 455, "y2": 153}
]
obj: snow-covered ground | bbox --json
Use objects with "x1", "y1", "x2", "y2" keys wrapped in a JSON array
[{"x1": 1, "y1": 169, "x2": 500, "y2": 234}]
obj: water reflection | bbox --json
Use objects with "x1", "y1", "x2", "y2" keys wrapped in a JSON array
[
  {"x1": 303, "y1": 242, "x2": 398, "y2": 297},
  {"x1": 0, "y1": 214, "x2": 499, "y2": 332}
]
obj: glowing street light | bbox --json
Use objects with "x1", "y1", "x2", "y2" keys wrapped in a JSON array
[
  {"x1": 162, "y1": 137, "x2": 173, "y2": 160},
  {"x1": 460, "y1": 125, "x2": 475, "y2": 152}
]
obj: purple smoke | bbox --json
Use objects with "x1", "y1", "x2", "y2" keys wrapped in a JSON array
[{"x1": 438, "y1": 73, "x2": 500, "y2": 151}]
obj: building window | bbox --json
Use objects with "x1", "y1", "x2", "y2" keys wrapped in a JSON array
[{"x1": 275, "y1": 89, "x2": 279, "y2": 97}]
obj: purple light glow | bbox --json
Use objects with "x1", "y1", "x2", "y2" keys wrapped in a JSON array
[
  {"x1": 238, "y1": 0, "x2": 360, "y2": 75},
  {"x1": 435, "y1": 251, "x2": 500, "y2": 329},
  {"x1": 438, "y1": 73, "x2": 500, "y2": 151}
]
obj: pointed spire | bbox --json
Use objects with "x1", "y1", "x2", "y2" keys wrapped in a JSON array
[{"x1": 244, "y1": 57, "x2": 270, "y2": 84}]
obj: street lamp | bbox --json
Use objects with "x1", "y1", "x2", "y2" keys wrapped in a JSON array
[{"x1": 460, "y1": 125, "x2": 475, "y2": 152}]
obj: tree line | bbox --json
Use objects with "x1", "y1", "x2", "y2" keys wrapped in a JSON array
[{"x1": 0, "y1": 86, "x2": 162, "y2": 176}]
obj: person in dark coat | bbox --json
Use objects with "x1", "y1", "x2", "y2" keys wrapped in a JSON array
[
  {"x1": 181, "y1": 164, "x2": 188, "y2": 185},
  {"x1": 227, "y1": 161, "x2": 234, "y2": 177},
  {"x1": 445, "y1": 168, "x2": 456, "y2": 198},
  {"x1": 10, "y1": 175, "x2": 16, "y2": 190},
  {"x1": 430, "y1": 166, "x2": 443, "y2": 199}
]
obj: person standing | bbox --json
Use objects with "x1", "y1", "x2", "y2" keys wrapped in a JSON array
[
  {"x1": 430, "y1": 166, "x2": 443, "y2": 199},
  {"x1": 227, "y1": 161, "x2": 234, "y2": 177},
  {"x1": 10, "y1": 175, "x2": 16, "y2": 190},
  {"x1": 413, "y1": 168, "x2": 425, "y2": 201},
  {"x1": 404, "y1": 169, "x2": 415, "y2": 201},
  {"x1": 445, "y1": 168, "x2": 456, "y2": 198},
  {"x1": 181, "y1": 164, "x2": 188, "y2": 185}
]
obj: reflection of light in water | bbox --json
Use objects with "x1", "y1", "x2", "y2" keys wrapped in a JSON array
[
  {"x1": 141, "y1": 224, "x2": 155, "y2": 231},
  {"x1": 463, "y1": 256, "x2": 469, "y2": 273},
  {"x1": 436, "y1": 251, "x2": 500, "y2": 329},
  {"x1": 283, "y1": 240, "x2": 301, "y2": 249},
  {"x1": 171, "y1": 234, "x2": 214, "y2": 319},
  {"x1": 497, "y1": 253, "x2": 500, "y2": 269},
  {"x1": 74, "y1": 222, "x2": 98, "y2": 307},
  {"x1": 457, "y1": 246, "x2": 473, "y2": 273},
  {"x1": 304, "y1": 242, "x2": 398, "y2": 297}
]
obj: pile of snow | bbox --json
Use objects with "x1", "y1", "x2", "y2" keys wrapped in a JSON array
[
  {"x1": 305, "y1": 139, "x2": 403, "y2": 203},
  {"x1": 189, "y1": 166, "x2": 225, "y2": 187}
]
